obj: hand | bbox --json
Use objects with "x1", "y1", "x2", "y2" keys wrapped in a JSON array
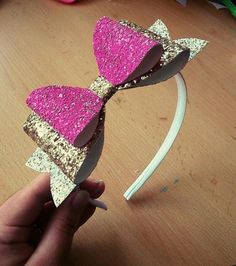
[{"x1": 0, "y1": 173, "x2": 105, "y2": 266}]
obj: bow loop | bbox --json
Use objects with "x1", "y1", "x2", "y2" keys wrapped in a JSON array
[
  {"x1": 26, "y1": 85, "x2": 103, "y2": 146},
  {"x1": 93, "y1": 17, "x2": 163, "y2": 86}
]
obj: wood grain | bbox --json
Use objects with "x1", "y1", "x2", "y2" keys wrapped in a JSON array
[{"x1": 0, "y1": 0, "x2": 236, "y2": 265}]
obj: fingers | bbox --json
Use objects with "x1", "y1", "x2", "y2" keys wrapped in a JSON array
[
  {"x1": 80, "y1": 179, "x2": 105, "y2": 199},
  {"x1": 78, "y1": 204, "x2": 96, "y2": 227},
  {"x1": 27, "y1": 190, "x2": 90, "y2": 265},
  {"x1": 0, "y1": 243, "x2": 34, "y2": 266},
  {"x1": 0, "y1": 223, "x2": 32, "y2": 244},
  {"x1": 36, "y1": 201, "x2": 55, "y2": 232},
  {"x1": 0, "y1": 173, "x2": 51, "y2": 226},
  {"x1": 35, "y1": 179, "x2": 105, "y2": 230}
]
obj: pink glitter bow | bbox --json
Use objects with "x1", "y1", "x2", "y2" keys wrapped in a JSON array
[
  {"x1": 24, "y1": 17, "x2": 207, "y2": 206},
  {"x1": 26, "y1": 17, "x2": 163, "y2": 147}
]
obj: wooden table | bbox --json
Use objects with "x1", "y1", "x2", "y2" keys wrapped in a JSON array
[{"x1": 0, "y1": 0, "x2": 236, "y2": 265}]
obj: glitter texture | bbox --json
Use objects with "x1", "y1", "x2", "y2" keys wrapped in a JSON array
[
  {"x1": 174, "y1": 38, "x2": 209, "y2": 60},
  {"x1": 148, "y1": 19, "x2": 171, "y2": 42},
  {"x1": 50, "y1": 168, "x2": 76, "y2": 207},
  {"x1": 118, "y1": 19, "x2": 207, "y2": 86},
  {"x1": 26, "y1": 86, "x2": 103, "y2": 145},
  {"x1": 89, "y1": 76, "x2": 114, "y2": 100},
  {"x1": 119, "y1": 19, "x2": 188, "y2": 66},
  {"x1": 93, "y1": 16, "x2": 162, "y2": 85},
  {"x1": 147, "y1": 20, "x2": 208, "y2": 62},
  {"x1": 26, "y1": 147, "x2": 57, "y2": 172},
  {"x1": 26, "y1": 148, "x2": 76, "y2": 207},
  {"x1": 23, "y1": 110, "x2": 105, "y2": 181},
  {"x1": 120, "y1": 19, "x2": 170, "y2": 49}
]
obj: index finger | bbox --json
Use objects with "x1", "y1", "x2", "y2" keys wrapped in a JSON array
[{"x1": 0, "y1": 173, "x2": 51, "y2": 226}]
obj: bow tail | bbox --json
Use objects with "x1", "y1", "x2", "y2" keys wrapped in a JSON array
[{"x1": 26, "y1": 148, "x2": 76, "y2": 207}]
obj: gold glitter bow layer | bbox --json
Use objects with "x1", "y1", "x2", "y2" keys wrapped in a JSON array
[
  {"x1": 24, "y1": 110, "x2": 105, "y2": 182},
  {"x1": 117, "y1": 19, "x2": 208, "y2": 88},
  {"x1": 24, "y1": 109, "x2": 105, "y2": 207}
]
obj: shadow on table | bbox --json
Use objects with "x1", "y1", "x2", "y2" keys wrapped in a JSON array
[{"x1": 125, "y1": 177, "x2": 181, "y2": 208}]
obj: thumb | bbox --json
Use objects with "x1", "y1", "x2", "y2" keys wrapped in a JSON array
[{"x1": 27, "y1": 190, "x2": 89, "y2": 266}]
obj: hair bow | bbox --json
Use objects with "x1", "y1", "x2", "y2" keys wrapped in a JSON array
[{"x1": 24, "y1": 17, "x2": 208, "y2": 207}]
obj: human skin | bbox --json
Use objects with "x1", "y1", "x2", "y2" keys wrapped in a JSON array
[{"x1": 0, "y1": 173, "x2": 105, "y2": 266}]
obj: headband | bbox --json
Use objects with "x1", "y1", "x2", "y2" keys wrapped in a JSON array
[{"x1": 24, "y1": 17, "x2": 208, "y2": 208}]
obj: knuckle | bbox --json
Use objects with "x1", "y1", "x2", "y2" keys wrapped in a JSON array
[{"x1": 0, "y1": 224, "x2": 14, "y2": 244}]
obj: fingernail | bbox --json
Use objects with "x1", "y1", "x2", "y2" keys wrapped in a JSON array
[
  {"x1": 89, "y1": 199, "x2": 108, "y2": 210},
  {"x1": 72, "y1": 190, "x2": 89, "y2": 210},
  {"x1": 95, "y1": 180, "x2": 104, "y2": 184},
  {"x1": 96, "y1": 180, "x2": 104, "y2": 190},
  {"x1": 93, "y1": 180, "x2": 105, "y2": 196}
]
